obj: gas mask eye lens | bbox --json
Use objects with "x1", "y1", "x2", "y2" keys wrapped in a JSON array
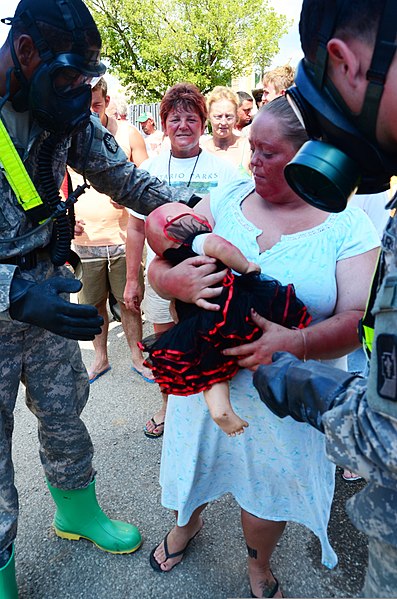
[
  {"x1": 284, "y1": 140, "x2": 361, "y2": 213},
  {"x1": 53, "y1": 68, "x2": 91, "y2": 92}
]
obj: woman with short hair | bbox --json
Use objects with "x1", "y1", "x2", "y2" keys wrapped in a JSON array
[
  {"x1": 126, "y1": 82, "x2": 244, "y2": 438},
  {"x1": 201, "y1": 86, "x2": 251, "y2": 175}
]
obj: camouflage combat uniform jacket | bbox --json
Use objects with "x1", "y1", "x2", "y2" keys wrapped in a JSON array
[
  {"x1": 0, "y1": 101, "x2": 185, "y2": 317},
  {"x1": 322, "y1": 212, "x2": 397, "y2": 549}
]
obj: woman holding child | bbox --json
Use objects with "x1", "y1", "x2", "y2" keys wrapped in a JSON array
[{"x1": 147, "y1": 96, "x2": 380, "y2": 597}]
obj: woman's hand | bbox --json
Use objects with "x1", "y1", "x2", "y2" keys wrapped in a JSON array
[
  {"x1": 223, "y1": 310, "x2": 303, "y2": 371},
  {"x1": 149, "y1": 255, "x2": 227, "y2": 311}
]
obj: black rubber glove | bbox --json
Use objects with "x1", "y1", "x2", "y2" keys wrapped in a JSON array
[
  {"x1": 253, "y1": 352, "x2": 362, "y2": 432},
  {"x1": 9, "y1": 276, "x2": 103, "y2": 341}
]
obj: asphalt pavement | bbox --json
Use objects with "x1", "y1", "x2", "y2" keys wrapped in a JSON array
[{"x1": 12, "y1": 316, "x2": 368, "y2": 598}]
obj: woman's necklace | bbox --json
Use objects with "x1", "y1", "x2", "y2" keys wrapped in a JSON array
[{"x1": 168, "y1": 149, "x2": 202, "y2": 188}]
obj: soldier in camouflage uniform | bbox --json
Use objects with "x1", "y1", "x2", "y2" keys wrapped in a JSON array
[
  {"x1": 249, "y1": 1, "x2": 397, "y2": 597},
  {"x1": 0, "y1": 0, "x2": 199, "y2": 596}
]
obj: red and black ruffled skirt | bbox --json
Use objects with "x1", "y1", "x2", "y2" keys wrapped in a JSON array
[{"x1": 140, "y1": 271, "x2": 311, "y2": 396}]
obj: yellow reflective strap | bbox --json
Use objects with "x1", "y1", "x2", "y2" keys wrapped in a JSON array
[
  {"x1": 0, "y1": 117, "x2": 44, "y2": 211},
  {"x1": 362, "y1": 323, "x2": 374, "y2": 354}
]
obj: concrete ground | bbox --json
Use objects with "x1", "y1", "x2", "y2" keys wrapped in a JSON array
[{"x1": 12, "y1": 317, "x2": 368, "y2": 598}]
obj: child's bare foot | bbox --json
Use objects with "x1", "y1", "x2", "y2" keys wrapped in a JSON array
[{"x1": 210, "y1": 409, "x2": 249, "y2": 436}]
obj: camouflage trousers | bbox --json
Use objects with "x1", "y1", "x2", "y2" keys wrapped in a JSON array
[
  {"x1": 0, "y1": 321, "x2": 94, "y2": 554},
  {"x1": 364, "y1": 538, "x2": 397, "y2": 597}
]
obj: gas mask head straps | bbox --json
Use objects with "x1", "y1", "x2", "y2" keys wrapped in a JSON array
[{"x1": 284, "y1": 0, "x2": 397, "y2": 212}]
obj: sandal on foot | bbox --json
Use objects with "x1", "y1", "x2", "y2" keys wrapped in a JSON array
[
  {"x1": 144, "y1": 418, "x2": 165, "y2": 438},
  {"x1": 131, "y1": 366, "x2": 155, "y2": 384},
  {"x1": 250, "y1": 574, "x2": 280, "y2": 598},
  {"x1": 89, "y1": 366, "x2": 111, "y2": 384},
  {"x1": 342, "y1": 469, "x2": 363, "y2": 482},
  {"x1": 149, "y1": 528, "x2": 201, "y2": 572}
]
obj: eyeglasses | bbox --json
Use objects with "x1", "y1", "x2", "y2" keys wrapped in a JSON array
[{"x1": 211, "y1": 114, "x2": 236, "y2": 123}]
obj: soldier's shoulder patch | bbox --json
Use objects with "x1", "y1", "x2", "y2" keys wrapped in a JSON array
[
  {"x1": 104, "y1": 133, "x2": 119, "y2": 154},
  {"x1": 376, "y1": 333, "x2": 397, "y2": 401}
]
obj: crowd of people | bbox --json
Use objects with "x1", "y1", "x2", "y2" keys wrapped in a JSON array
[{"x1": 1, "y1": 0, "x2": 396, "y2": 598}]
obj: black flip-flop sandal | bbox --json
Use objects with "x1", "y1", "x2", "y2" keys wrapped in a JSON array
[
  {"x1": 250, "y1": 573, "x2": 280, "y2": 598},
  {"x1": 149, "y1": 528, "x2": 201, "y2": 572},
  {"x1": 144, "y1": 418, "x2": 165, "y2": 438}
]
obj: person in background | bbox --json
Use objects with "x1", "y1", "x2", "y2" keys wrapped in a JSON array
[
  {"x1": 235, "y1": 91, "x2": 254, "y2": 134},
  {"x1": 127, "y1": 83, "x2": 244, "y2": 439},
  {"x1": 105, "y1": 92, "x2": 130, "y2": 121},
  {"x1": 137, "y1": 111, "x2": 167, "y2": 156},
  {"x1": 261, "y1": 65, "x2": 295, "y2": 106},
  {"x1": 71, "y1": 78, "x2": 152, "y2": 384},
  {"x1": 201, "y1": 86, "x2": 251, "y2": 175},
  {"x1": 252, "y1": 88, "x2": 264, "y2": 110},
  {"x1": 104, "y1": 95, "x2": 148, "y2": 323}
]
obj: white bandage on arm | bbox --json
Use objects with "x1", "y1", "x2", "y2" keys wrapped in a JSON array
[{"x1": 191, "y1": 233, "x2": 212, "y2": 256}]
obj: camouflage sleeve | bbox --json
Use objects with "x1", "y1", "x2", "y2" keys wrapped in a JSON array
[
  {"x1": 0, "y1": 264, "x2": 18, "y2": 320},
  {"x1": 322, "y1": 381, "x2": 397, "y2": 486},
  {"x1": 67, "y1": 117, "x2": 193, "y2": 216}
]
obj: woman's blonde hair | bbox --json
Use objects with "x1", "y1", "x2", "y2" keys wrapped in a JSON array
[{"x1": 206, "y1": 86, "x2": 239, "y2": 115}]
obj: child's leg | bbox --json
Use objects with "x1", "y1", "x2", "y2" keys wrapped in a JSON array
[{"x1": 204, "y1": 382, "x2": 248, "y2": 436}]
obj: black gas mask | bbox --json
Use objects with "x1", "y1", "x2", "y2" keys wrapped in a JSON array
[
  {"x1": 284, "y1": 0, "x2": 397, "y2": 213},
  {"x1": 24, "y1": 52, "x2": 104, "y2": 136},
  {"x1": 3, "y1": 1, "x2": 106, "y2": 136}
]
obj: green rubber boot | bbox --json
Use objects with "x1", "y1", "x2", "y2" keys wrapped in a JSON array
[
  {"x1": 47, "y1": 479, "x2": 142, "y2": 554},
  {"x1": 0, "y1": 545, "x2": 18, "y2": 599}
]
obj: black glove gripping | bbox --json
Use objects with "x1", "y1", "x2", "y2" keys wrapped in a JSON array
[
  {"x1": 253, "y1": 352, "x2": 362, "y2": 432},
  {"x1": 9, "y1": 276, "x2": 103, "y2": 341}
]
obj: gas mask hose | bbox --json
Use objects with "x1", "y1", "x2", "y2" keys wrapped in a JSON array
[{"x1": 37, "y1": 134, "x2": 72, "y2": 266}]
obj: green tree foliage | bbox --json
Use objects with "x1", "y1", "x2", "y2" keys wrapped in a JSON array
[{"x1": 87, "y1": 0, "x2": 289, "y2": 102}]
